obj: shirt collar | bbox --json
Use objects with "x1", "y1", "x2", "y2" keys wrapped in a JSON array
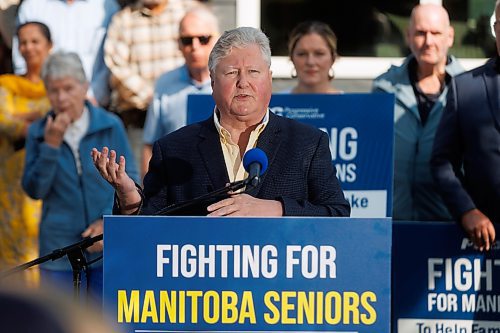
[
  {"x1": 213, "y1": 108, "x2": 269, "y2": 141},
  {"x1": 68, "y1": 106, "x2": 90, "y2": 135}
]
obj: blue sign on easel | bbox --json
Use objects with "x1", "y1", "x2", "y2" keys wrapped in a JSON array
[
  {"x1": 187, "y1": 93, "x2": 394, "y2": 218},
  {"x1": 392, "y1": 222, "x2": 500, "y2": 332},
  {"x1": 103, "y1": 216, "x2": 391, "y2": 333}
]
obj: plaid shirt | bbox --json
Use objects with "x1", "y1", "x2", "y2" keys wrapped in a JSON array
[{"x1": 105, "y1": 0, "x2": 197, "y2": 112}]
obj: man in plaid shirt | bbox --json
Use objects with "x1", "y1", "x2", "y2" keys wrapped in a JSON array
[{"x1": 104, "y1": 0, "x2": 198, "y2": 167}]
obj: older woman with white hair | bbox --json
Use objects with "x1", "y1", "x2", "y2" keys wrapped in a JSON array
[{"x1": 22, "y1": 51, "x2": 139, "y2": 298}]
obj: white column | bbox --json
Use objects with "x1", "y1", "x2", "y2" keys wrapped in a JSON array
[{"x1": 236, "y1": 0, "x2": 260, "y2": 27}]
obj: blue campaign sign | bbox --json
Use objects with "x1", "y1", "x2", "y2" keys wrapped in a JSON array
[
  {"x1": 103, "y1": 215, "x2": 391, "y2": 333},
  {"x1": 187, "y1": 93, "x2": 394, "y2": 218},
  {"x1": 392, "y1": 222, "x2": 500, "y2": 332}
]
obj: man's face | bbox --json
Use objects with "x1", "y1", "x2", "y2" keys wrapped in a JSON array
[
  {"x1": 211, "y1": 44, "x2": 272, "y2": 125},
  {"x1": 46, "y1": 76, "x2": 88, "y2": 121},
  {"x1": 178, "y1": 14, "x2": 217, "y2": 72},
  {"x1": 495, "y1": 7, "x2": 500, "y2": 56},
  {"x1": 407, "y1": 5, "x2": 454, "y2": 67}
]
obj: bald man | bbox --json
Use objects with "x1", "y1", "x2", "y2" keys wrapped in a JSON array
[
  {"x1": 141, "y1": 6, "x2": 219, "y2": 177},
  {"x1": 372, "y1": 4, "x2": 464, "y2": 221}
]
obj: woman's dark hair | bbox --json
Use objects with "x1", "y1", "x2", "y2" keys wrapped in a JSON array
[
  {"x1": 288, "y1": 21, "x2": 337, "y2": 61},
  {"x1": 16, "y1": 21, "x2": 52, "y2": 44}
]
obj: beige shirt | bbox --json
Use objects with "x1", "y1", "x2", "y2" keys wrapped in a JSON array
[{"x1": 213, "y1": 109, "x2": 269, "y2": 183}]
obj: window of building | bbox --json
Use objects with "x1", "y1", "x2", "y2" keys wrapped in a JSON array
[{"x1": 261, "y1": 0, "x2": 497, "y2": 59}]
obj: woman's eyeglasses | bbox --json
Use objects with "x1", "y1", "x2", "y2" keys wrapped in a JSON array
[{"x1": 179, "y1": 35, "x2": 212, "y2": 46}]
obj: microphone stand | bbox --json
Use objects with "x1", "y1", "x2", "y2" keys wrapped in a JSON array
[
  {"x1": 154, "y1": 178, "x2": 251, "y2": 216},
  {"x1": 0, "y1": 234, "x2": 103, "y2": 301},
  {"x1": 1, "y1": 173, "x2": 262, "y2": 295}
]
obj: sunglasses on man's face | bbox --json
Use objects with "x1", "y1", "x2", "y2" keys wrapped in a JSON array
[{"x1": 179, "y1": 35, "x2": 212, "y2": 46}]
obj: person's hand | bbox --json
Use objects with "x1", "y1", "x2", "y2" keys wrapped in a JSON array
[
  {"x1": 91, "y1": 147, "x2": 141, "y2": 213},
  {"x1": 44, "y1": 113, "x2": 71, "y2": 148},
  {"x1": 207, "y1": 193, "x2": 283, "y2": 217},
  {"x1": 82, "y1": 219, "x2": 103, "y2": 253},
  {"x1": 91, "y1": 146, "x2": 136, "y2": 193},
  {"x1": 461, "y1": 209, "x2": 496, "y2": 251}
]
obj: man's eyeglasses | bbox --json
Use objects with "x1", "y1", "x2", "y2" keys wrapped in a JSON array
[{"x1": 179, "y1": 35, "x2": 212, "y2": 46}]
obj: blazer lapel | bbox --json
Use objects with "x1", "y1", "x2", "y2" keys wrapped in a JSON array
[
  {"x1": 197, "y1": 119, "x2": 230, "y2": 192},
  {"x1": 246, "y1": 112, "x2": 282, "y2": 197},
  {"x1": 483, "y1": 59, "x2": 500, "y2": 130}
]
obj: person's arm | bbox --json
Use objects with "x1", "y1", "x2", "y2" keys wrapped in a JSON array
[
  {"x1": 460, "y1": 209, "x2": 496, "y2": 252},
  {"x1": 22, "y1": 114, "x2": 68, "y2": 199},
  {"x1": 81, "y1": 218, "x2": 104, "y2": 253},
  {"x1": 0, "y1": 86, "x2": 31, "y2": 139},
  {"x1": 278, "y1": 131, "x2": 350, "y2": 216},
  {"x1": 431, "y1": 78, "x2": 495, "y2": 251},
  {"x1": 431, "y1": 78, "x2": 476, "y2": 216},
  {"x1": 91, "y1": 112, "x2": 140, "y2": 217},
  {"x1": 91, "y1": 147, "x2": 142, "y2": 214},
  {"x1": 207, "y1": 194, "x2": 283, "y2": 217},
  {"x1": 104, "y1": 13, "x2": 153, "y2": 110}
]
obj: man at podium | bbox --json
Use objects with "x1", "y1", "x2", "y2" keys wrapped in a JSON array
[{"x1": 92, "y1": 27, "x2": 350, "y2": 218}]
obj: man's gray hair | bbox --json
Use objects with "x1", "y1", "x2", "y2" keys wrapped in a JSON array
[
  {"x1": 208, "y1": 26, "x2": 271, "y2": 74},
  {"x1": 42, "y1": 51, "x2": 87, "y2": 86}
]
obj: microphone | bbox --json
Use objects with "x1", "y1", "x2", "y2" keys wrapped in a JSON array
[
  {"x1": 243, "y1": 148, "x2": 268, "y2": 188},
  {"x1": 153, "y1": 148, "x2": 268, "y2": 216}
]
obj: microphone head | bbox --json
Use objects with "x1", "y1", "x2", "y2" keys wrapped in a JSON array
[{"x1": 243, "y1": 148, "x2": 268, "y2": 175}]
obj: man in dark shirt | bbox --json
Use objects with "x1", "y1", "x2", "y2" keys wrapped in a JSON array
[{"x1": 372, "y1": 3, "x2": 464, "y2": 221}]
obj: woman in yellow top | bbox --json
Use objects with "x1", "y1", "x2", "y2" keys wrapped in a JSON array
[
  {"x1": 287, "y1": 21, "x2": 342, "y2": 94},
  {"x1": 0, "y1": 21, "x2": 52, "y2": 284}
]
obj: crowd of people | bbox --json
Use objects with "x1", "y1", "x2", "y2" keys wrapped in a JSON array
[{"x1": 0, "y1": 0, "x2": 499, "y2": 299}]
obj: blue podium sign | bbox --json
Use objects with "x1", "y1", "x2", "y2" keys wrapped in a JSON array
[
  {"x1": 103, "y1": 216, "x2": 391, "y2": 333},
  {"x1": 392, "y1": 222, "x2": 500, "y2": 332},
  {"x1": 187, "y1": 93, "x2": 394, "y2": 218}
]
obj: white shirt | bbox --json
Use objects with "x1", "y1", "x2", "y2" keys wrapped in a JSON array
[
  {"x1": 64, "y1": 107, "x2": 90, "y2": 175},
  {"x1": 13, "y1": 0, "x2": 120, "y2": 105}
]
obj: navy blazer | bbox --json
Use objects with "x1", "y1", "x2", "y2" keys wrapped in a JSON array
[
  {"x1": 141, "y1": 111, "x2": 350, "y2": 216},
  {"x1": 431, "y1": 58, "x2": 500, "y2": 223}
]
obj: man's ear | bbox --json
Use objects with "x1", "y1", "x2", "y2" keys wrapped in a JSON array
[
  {"x1": 447, "y1": 26, "x2": 455, "y2": 48},
  {"x1": 405, "y1": 28, "x2": 411, "y2": 47}
]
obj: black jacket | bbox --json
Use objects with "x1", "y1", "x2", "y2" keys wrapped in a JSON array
[{"x1": 140, "y1": 111, "x2": 350, "y2": 217}]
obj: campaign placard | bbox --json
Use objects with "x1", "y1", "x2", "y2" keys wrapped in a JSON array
[
  {"x1": 392, "y1": 222, "x2": 500, "y2": 333},
  {"x1": 103, "y1": 216, "x2": 391, "y2": 333},
  {"x1": 187, "y1": 93, "x2": 394, "y2": 218}
]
